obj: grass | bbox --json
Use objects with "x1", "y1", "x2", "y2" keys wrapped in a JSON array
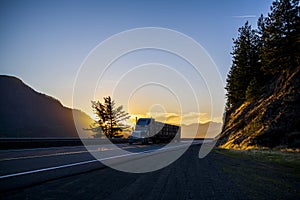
[
  {"x1": 215, "y1": 147, "x2": 300, "y2": 170},
  {"x1": 214, "y1": 147, "x2": 300, "y2": 199}
]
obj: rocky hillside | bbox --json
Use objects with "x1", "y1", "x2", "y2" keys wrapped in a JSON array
[
  {"x1": 218, "y1": 66, "x2": 300, "y2": 149},
  {"x1": 0, "y1": 75, "x2": 94, "y2": 138}
]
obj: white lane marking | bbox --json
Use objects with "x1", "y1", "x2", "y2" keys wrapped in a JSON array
[
  {"x1": 0, "y1": 159, "x2": 98, "y2": 179},
  {"x1": 0, "y1": 145, "x2": 87, "y2": 153},
  {"x1": 0, "y1": 142, "x2": 200, "y2": 161},
  {"x1": 0, "y1": 142, "x2": 199, "y2": 179},
  {"x1": 0, "y1": 146, "x2": 132, "y2": 161},
  {"x1": 0, "y1": 145, "x2": 130, "y2": 161},
  {"x1": 0, "y1": 150, "x2": 91, "y2": 161},
  {"x1": 0, "y1": 144, "x2": 129, "y2": 153}
]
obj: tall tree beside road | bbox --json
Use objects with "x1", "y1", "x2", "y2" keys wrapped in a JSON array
[
  {"x1": 225, "y1": 22, "x2": 260, "y2": 107},
  {"x1": 225, "y1": 0, "x2": 299, "y2": 109},
  {"x1": 260, "y1": 0, "x2": 300, "y2": 75},
  {"x1": 91, "y1": 96, "x2": 130, "y2": 138}
]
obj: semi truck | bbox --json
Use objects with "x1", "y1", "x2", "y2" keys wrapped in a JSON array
[{"x1": 128, "y1": 118, "x2": 181, "y2": 144}]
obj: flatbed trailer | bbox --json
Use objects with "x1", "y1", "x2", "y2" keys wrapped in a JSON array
[{"x1": 128, "y1": 118, "x2": 181, "y2": 144}]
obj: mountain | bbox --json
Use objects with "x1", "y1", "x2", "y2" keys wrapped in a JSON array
[
  {"x1": 181, "y1": 122, "x2": 222, "y2": 138},
  {"x1": 217, "y1": 66, "x2": 300, "y2": 149},
  {"x1": 0, "y1": 75, "x2": 94, "y2": 138}
]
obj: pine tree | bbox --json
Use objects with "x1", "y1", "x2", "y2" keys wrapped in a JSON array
[
  {"x1": 226, "y1": 22, "x2": 260, "y2": 107},
  {"x1": 260, "y1": 0, "x2": 300, "y2": 75},
  {"x1": 225, "y1": 0, "x2": 299, "y2": 109},
  {"x1": 91, "y1": 96, "x2": 130, "y2": 138},
  {"x1": 245, "y1": 78, "x2": 259, "y2": 100}
]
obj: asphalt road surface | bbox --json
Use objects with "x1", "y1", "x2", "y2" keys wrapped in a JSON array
[{"x1": 1, "y1": 142, "x2": 299, "y2": 200}]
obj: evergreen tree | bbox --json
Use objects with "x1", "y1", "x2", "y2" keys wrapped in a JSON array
[
  {"x1": 91, "y1": 96, "x2": 130, "y2": 138},
  {"x1": 245, "y1": 78, "x2": 260, "y2": 100},
  {"x1": 226, "y1": 22, "x2": 260, "y2": 107},
  {"x1": 225, "y1": 0, "x2": 299, "y2": 109},
  {"x1": 260, "y1": 0, "x2": 300, "y2": 75}
]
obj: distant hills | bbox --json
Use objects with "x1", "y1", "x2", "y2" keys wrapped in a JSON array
[
  {"x1": 0, "y1": 75, "x2": 94, "y2": 138},
  {"x1": 181, "y1": 122, "x2": 222, "y2": 139},
  {"x1": 0, "y1": 75, "x2": 222, "y2": 139}
]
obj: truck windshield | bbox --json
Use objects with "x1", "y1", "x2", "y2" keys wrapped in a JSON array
[{"x1": 137, "y1": 118, "x2": 151, "y2": 125}]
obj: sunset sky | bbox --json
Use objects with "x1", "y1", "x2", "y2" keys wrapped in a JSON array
[{"x1": 0, "y1": 0, "x2": 272, "y2": 125}]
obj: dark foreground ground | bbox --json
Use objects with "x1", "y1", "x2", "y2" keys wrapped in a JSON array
[{"x1": 1, "y1": 145, "x2": 299, "y2": 200}]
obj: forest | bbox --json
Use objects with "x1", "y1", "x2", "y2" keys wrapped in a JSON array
[{"x1": 225, "y1": 0, "x2": 299, "y2": 108}]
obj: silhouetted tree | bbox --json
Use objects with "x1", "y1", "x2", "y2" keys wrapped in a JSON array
[
  {"x1": 91, "y1": 96, "x2": 130, "y2": 138},
  {"x1": 260, "y1": 0, "x2": 300, "y2": 75},
  {"x1": 245, "y1": 78, "x2": 260, "y2": 100},
  {"x1": 225, "y1": 22, "x2": 260, "y2": 107},
  {"x1": 225, "y1": 0, "x2": 299, "y2": 109}
]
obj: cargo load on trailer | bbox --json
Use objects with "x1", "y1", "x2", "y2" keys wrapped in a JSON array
[{"x1": 128, "y1": 118, "x2": 181, "y2": 144}]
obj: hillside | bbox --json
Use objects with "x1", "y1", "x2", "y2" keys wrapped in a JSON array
[
  {"x1": 218, "y1": 67, "x2": 300, "y2": 149},
  {"x1": 0, "y1": 75, "x2": 94, "y2": 138},
  {"x1": 217, "y1": 0, "x2": 299, "y2": 150}
]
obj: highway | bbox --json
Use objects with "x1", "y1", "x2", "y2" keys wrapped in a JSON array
[
  {"x1": 1, "y1": 142, "x2": 299, "y2": 200},
  {"x1": 0, "y1": 141, "x2": 199, "y2": 191}
]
